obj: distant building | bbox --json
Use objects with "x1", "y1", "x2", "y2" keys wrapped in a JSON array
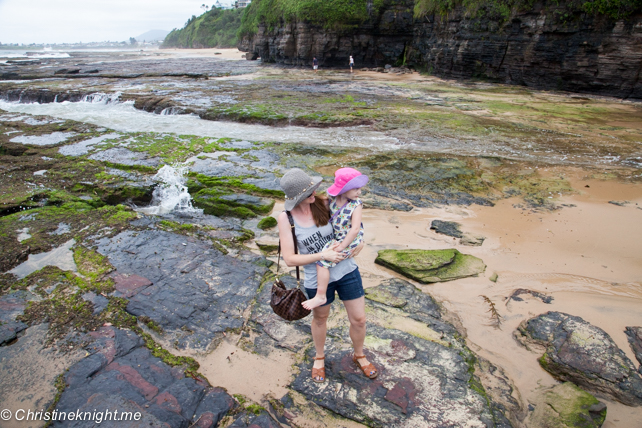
[
  {"x1": 214, "y1": 0, "x2": 234, "y2": 9},
  {"x1": 235, "y1": 0, "x2": 251, "y2": 8}
]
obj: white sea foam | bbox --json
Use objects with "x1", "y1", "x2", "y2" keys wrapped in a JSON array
[{"x1": 138, "y1": 164, "x2": 202, "y2": 215}]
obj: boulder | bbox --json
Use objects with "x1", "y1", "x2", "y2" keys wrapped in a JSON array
[
  {"x1": 625, "y1": 326, "x2": 642, "y2": 373},
  {"x1": 528, "y1": 382, "x2": 607, "y2": 428},
  {"x1": 430, "y1": 220, "x2": 463, "y2": 238},
  {"x1": 375, "y1": 249, "x2": 486, "y2": 283},
  {"x1": 515, "y1": 312, "x2": 642, "y2": 406},
  {"x1": 460, "y1": 233, "x2": 486, "y2": 246},
  {"x1": 430, "y1": 220, "x2": 485, "y2": 246}
]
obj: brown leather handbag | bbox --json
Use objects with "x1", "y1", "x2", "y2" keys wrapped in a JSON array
[{"x1": 270, "y1": 212, "x2": 311, "y2": 321}]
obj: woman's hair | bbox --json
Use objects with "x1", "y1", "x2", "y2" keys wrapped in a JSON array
[{"x1": 311, "y1": 193, "x2": 330, "y2": 227}]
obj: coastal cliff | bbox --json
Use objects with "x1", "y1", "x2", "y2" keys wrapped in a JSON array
[
  {"x1": 162, "y1": 8, "x2": 243, "y2": 49},
  {"x1": 238, "y1": 0, "x2": 642, "y2": 98}
]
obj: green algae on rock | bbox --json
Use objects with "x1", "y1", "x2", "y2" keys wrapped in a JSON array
[
  {"x1": 528, "y1": 382, "x2": 607, "y2": 428},
  {"x1": 375, "y1": 249, "x2": 486, "y2": 283},
  {"x1": 257, "y1": 216, "x2": 277, "y2": 230}
]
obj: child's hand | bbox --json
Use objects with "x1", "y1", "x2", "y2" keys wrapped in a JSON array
[
  {"x1": 321, "y1": 248, "x2": 344, "y2": 263},
  {"x1": 349, "y1": 241, "x2": 365, "y2": 258}
]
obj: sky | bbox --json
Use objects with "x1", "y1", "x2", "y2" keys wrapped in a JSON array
[{"x1": 0, "y1": 0, "x2": 233, "y2": 44}]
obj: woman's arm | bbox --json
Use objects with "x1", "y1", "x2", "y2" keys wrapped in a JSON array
[
  {"x1": 277, "y1": 211, "x2": 343, "y2": 267},
  {"x1": 336, "y1": 205, "x2": 363, "y2": 252}
]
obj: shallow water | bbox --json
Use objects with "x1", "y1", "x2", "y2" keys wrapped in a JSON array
[
  {"x1": 9, "y1": 239, "x2": 76, "y2": 279},
  {"x1": 2, "y1": 98, "x2": 641, "y2": 170},
  {"x1": 0, "y1": 100, "x2": 404, "y2": 150}
]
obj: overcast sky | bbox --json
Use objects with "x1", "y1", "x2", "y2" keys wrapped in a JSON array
[{"x1": 0, "y1": 0, "x2": 231, "y2": 44}]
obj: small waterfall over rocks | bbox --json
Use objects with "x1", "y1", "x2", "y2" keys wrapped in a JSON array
[
  {"x1": 80, "y1": 92, "x2": 121, "y2": 104},
  {"x1": 139, "y1": 164, "x2": 202, "y2": 215},
  {"x1": 160, "y1": 106, "x2": 184, "y2": 115}
]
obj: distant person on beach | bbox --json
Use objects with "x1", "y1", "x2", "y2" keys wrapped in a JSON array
[
  {"x1": 278, "y1": 168, "x2": 377, "y2": 383},
  {"x1": 313, "y1": 57, "x2": 318, "y2": 72},
  {"x1": 302, "y1": 167, "x2": 367, "y2": 311},
  {"x1": 349, "y1": 55, "x2": 354, "y2": 73}
]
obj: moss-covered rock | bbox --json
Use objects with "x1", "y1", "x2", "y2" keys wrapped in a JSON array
[
  {"x1": 257, "y1": 216, "x2": 277, "y2": 230},
  {"x1": 375, "y1": 249, "x2": 486, "y2": 283},
  {"x1": 528, "y1": 382, "x2": 607, "y2": 428}
]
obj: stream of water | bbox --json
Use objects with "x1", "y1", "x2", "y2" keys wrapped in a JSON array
[
  {"x1": 0, "y1": 99, "x2": 404, "y2": 150},
  {"x1": 2, "y1": 97, "x2": 641, "y2": 169}
]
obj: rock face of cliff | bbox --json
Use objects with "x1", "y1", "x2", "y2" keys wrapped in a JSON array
[{"x1": 239, "y1": 0, "x2": 642, "y2": 99}]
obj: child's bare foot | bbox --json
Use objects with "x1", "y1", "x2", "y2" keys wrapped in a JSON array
[{"x1": 302, "y1": 295, "x2": 327, "y2": 310}]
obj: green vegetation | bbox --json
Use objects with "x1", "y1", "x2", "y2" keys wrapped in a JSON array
[
  {"x1": 95, "y1": 134, "x2": 241, "y2": 164},
  {"x1": 240, "y1": 0, "x2": 641, "y2": 42},
  {"x1": 414, "y1": 0, "x2": 642, "y2": 21},
  {"x1": 233, "y1": 394, "x2": 265, "y2": 415},
  {"x1": 162, "y1": 8, "x2": 244, "y2": 48},
  {"x1": 375, "y1": 249, "x2": 486, "y2": 283},
  {"x1": 188, "y1": 174, "x2": 278, "y2": 219},
  {"x1": 257, "y1": 216, "x2": 277, "y2": 229},
  {"x1": 238, "y1": 0, "x2": 387, "y2": 37}
]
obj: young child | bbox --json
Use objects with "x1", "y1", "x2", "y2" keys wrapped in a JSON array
[{"x1": 302, "y1": 167, "x2": 368, "y2": 310}]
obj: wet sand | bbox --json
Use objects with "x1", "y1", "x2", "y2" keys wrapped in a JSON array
[
  {"x1": 155, "y1": 47, "x2": 247, "y2": 61},
  {"x1": 356, "y1": 174, "x2": 642, "y2": 427}
]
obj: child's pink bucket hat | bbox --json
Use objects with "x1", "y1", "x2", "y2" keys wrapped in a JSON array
[{"x1": 327, "y1": 167, "x2": 369, "y2": 196}]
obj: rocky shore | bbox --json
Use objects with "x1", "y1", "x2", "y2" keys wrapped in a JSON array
[{"x1": 1, "y1": 50, "x2": 641, "y2": 427}]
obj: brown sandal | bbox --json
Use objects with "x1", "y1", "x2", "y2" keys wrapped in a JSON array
[
  {"x1": 311, "y1": 356, "x2": 326, "y2": 383},
  {"x1": 353, "y1": 354, "x2": 378, "y2": 379}
]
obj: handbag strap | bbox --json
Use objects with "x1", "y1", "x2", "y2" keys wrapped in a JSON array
[{"x1": 276, "y1": 211, "x2": 300, "y2": 284}]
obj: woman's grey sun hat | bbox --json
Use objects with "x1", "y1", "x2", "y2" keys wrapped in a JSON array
[{"x1": 280, "y1": 168, "x2": 323, "y2": 211}]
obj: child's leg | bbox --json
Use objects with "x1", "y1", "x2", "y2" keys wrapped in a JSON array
[{"x1": 302, "y1": 265, "x2": 330, "y2": 310}]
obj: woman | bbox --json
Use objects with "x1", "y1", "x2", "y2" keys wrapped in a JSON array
[{"x1": 277, "y1": 168, "x2": 377, "y2": 383}]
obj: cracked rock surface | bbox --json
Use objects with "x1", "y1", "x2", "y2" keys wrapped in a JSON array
[
  {"x1": 515, "y1": 311, "x2": 642, "y2": 406},
  {"x1": 93, "y1": 230, "x2": 269, "y2": 351}
]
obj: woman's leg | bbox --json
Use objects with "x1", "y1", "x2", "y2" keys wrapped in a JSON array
[
  {"x1": 344, "y1": 297, "x2": 377, "y2": 377},
  {"x1": 343, "y1": 297, "x2": 367, "y2": 357},
  {"x1": 311, "y1": 304, "x2": 331, "y2": 378}
]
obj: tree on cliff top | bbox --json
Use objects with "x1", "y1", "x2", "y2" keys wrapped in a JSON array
[
  {"x1": 238, "y1": 0, "x2": 388, "y2": 38},
  {"x1": 162, "y1": 7, "x2": 244, "y2": 48}
]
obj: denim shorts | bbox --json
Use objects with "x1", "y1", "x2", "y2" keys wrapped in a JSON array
[{"x1": 305, "y1": 267, "x2": 364, "y2": 306}]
